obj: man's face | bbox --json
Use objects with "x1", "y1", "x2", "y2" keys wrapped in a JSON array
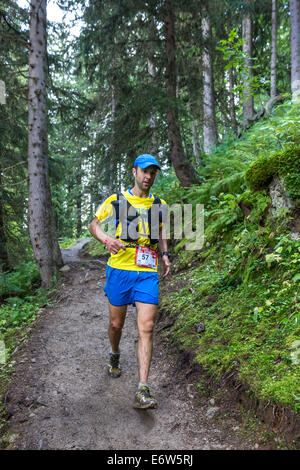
[{"x1": 133, "y1": 165, "x2": 158, "y2": 191}]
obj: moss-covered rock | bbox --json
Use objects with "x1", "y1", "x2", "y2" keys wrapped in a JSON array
[{"x1": 246, "y1": 146, "x2": 300, "y2": 201}]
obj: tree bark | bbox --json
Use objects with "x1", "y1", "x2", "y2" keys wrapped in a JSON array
[
  {"x1": 165, "y1": 0, "x2": 198, "y2": 187},
  {"x1": 242, "y1": 4, "x2": 254, "y2": 124},
  {"x1": 202, "y1": 15, "x2": 217, "y2": 153},
  {"x1": 148, "y1": 57, "x2": 159, "y2": 156},
  {"x1": 148, "y1": 18, "x2": 159, "y2": 156},
  {"x1": 271, "y1": 0, "x2": 278, "y2": 99},
  {"x1": 227, "y1": 16, "x2": 238, "y2": 135},
  {"x1": 192, "y1": 121, "x2": 201, "y2": 165},
  {"x1": 228, "y1": 66, "x2": 238, "y2": 134},
  {"x1": 0, "y1": 166, "x2": 9, "y2": 271},
  {"x1": 28, "y1": 0, "x2": 62, "y2": 287},
  {"x1": 109, "y1": 82, "x2": 116, "y2": 194},
  {"x1": 290, "y1": 0, "x2": 300, "y2": 101},
  {"x1": 76, "y1": 160, "x2": 82, "y2": 238}
]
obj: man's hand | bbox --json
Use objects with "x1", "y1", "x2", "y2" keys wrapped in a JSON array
[
  {"x1": 162, "y1": 254, "x2": 171, "y2": 278},
  {"x1": 88, "y1": 218, "x2": 126, "y2": 254},
  {"x1": 105, "y1": 237, "x2": 126, "y2": 255}
]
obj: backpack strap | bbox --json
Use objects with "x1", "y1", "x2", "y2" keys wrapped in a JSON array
[
  {"x1": 148, "y1": 195, "x2": 163, "y2": 245},
  {"x1": 110, "y1": 193, "x2": 122, "y2": 229},
  {"x1": 111, "y1": 192, "x2": 139, "y2": 241}
]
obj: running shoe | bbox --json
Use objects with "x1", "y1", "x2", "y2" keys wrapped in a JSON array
[
  {"x1": 107, "y1": 352, "x2": 121, "y2": 378},
  {"x1": 134, "y1": 386, "x2": 157, "y2": 409}
]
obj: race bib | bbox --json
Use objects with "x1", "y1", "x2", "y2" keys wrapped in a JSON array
[{"x1": 135, "y1": 246, "x2": 158, "y2": 269}]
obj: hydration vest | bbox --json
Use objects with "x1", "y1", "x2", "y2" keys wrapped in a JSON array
[{"x1": 111, "y1": 193, "x2": 166, "y2": 246}]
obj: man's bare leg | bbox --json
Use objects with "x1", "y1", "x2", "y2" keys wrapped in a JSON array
[
  {"x1": 108, "y1": 301, "x2": 127, "y2": 352},
  {"x1": 134, "y1": 301, "x2": 158, "y2": 408},
  {"x1": 135, "y1": 301, "x2": 158, "y2": 384},
  {"x1": 107, "y1": 302, "x2": 127, "y2": 377}
]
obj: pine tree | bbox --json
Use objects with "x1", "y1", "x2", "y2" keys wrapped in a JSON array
[
  {"x1": 271, "y1": 0, "x2": 278, "y2": 98},
  {"x1": 28, "y1": 0, "x2": 62, "y2": 287},
  {"x1": 290, "y1": 0, "x2": 300, "y2": 101},
  {"x1": 0, "y1": 0, "x2": 29, "y2": 269},
  {"x1": 164, "y1": 0, "x2": 199, "y2": 186},
  {"x1": 202, "y1": 13, "x2": 217, "y2": 153},
  {"x1": 242, "y1": 0, "x2": 254, "y2": 125}
]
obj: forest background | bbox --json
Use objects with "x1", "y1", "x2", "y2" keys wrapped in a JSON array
[{"x1": 0, "y1": 0, "x2": 300, "y2": 445}]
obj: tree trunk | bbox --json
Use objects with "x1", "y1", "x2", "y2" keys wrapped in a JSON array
[
  {"x1": 228, "y1": 66, "x2": 238, "y2": 134},
  {"x1": 148, "y1": 18, "x2": 159, "y2": 156},
  {"x1": 48, "y1": 170, "x2": 63, "y2": 268},
  {"x1": 109, "y1": 83, "x2": 116, "y2": 194},
  {"x1": 148, "y1": 56, "x2": 159, "y2": 156},
  {"x1": 227, "y1": 16, "x2": 238, "y2": 134},
  {"x1": 271, "y1": 0, "x2": 278, "y2": 99},
  {"x1": 192, "y1": 121, "x2": 201, "y2": 165},
  {"x1": 202, "y1": 15, "x2": 217, "y2": 153},
  {"x1": 242, "y1": 4, "x2": 254, "y2": 124},
  {"x1": 76, "y1": 161, "x2": 82, "y2": 238},
  {"x1": 0, "y1": 166, "x2": 9, "y2": 271},
  {"x1": 290, "y1": 0, "x2": 300, "y2": 101},
  {"x1": 28, "y1": 0, "x2": 62, "y2": 287},
  {"x1": 165, "y1": 0, "x2": 198, "y2": 187}
]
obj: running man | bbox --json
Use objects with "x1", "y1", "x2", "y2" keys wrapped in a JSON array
[{"x1": 89, "y1": 154, "x2": 171, "y2": 409}]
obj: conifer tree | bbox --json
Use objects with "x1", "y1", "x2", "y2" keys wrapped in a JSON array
[
  {"x1": 242, "y1": 0, "x2": 254, "y2": 125},
  {"x1": 271, "y1": 0, "x2": 278, "y2": 98},
  {"x1": 164, "y1": 0, "x2": 199, "y2": 186},
  {"x1": 202, "y1": 13, "x2": 217, "y2": 153},
  {"x1": 28, "y1": 0, "x2": 62, "y2": 287},
  {"x1": 290, "y1": 0, "x2": 300, "y2": 100}
]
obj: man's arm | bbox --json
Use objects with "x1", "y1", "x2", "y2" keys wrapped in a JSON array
[
  {"x1": 89, "y1": 218, "x2": 126, "y2": 255},
  {"x1": 159, "y1": 225, "x2": 171, "y2": 278}
]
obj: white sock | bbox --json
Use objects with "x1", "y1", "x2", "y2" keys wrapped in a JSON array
[
  {"x1": 138, "y1": 382, "x2": 149, "y2": 390},
  {"x1": 110, "y1": 348, "x2": 120, "y2": 355}
]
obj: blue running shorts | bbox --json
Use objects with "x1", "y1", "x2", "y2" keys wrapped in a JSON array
[{"x1": 104, "y1": 265, "x2": 159, "y2": 306}]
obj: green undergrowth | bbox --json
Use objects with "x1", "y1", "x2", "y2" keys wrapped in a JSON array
[
  {"x1": 58, "y1": 237, "x2": 78, "y2": 248},
  {"x1": 0, "y1": 261, "x2": 51, "y2": 351},
  {"x1": 0, "y1": 262, "x2": 54, "y2": 435},
  {"x1": 160, "y1": 217, "x2": 300, "y2": 411},
  {"x1": 158, "y1": 100, "x2": 300, "y2": 414}
]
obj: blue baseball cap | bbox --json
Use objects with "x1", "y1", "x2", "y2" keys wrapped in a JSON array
[{"x1": 133, "y1": 154, "x2": 161, "y2": 170}]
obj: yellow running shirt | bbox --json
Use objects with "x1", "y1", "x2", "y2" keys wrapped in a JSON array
[{"x1": 95, "y1": 189, "x2": 167, "y2": 272}]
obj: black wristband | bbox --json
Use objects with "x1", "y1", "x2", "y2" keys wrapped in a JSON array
[{"x1": 161, "y1": 251, "x2": 170, "y2": 258}]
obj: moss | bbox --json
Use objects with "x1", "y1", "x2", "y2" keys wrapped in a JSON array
[
  {"x1": 246, "y1": 153, "x2": 280, "y2": 189},
  {"x1": 245, "y1": 146, "x2": 300, "y2": 200},
  {"x1": 80, "y1": 238, "x2": 107, "y2": 257}
]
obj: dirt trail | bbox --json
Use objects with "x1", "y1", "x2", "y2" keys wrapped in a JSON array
[{"x1": 3, "y1": 240, "x2": 269, "y2": 450}]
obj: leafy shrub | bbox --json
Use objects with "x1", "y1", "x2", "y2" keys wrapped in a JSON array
[
  {"x1": 58, "y1": 237, "x2": 78, "y2": 248},
  {"x1": 0, "y1": 262, "x2": 40, "y2": 299},
  {"x1": 0, "y1": 301, "x2": 39, "y2": 334}
]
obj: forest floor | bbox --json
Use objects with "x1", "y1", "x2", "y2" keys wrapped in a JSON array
[{"x1": 1, "y1": 240, "x2": 283, "y2": 450}]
